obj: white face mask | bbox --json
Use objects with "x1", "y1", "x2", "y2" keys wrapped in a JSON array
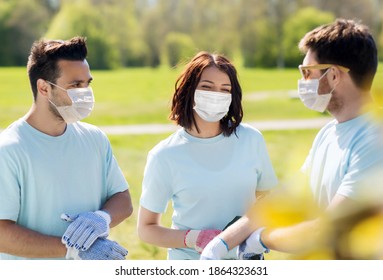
[
  {"x1": 297, "y1": 69, "x2": 335, "y2": 112},
  {"x1": 193, "y1": 89, "x2": 232, "y2": 122},
  {"x1": 48, "y1": 82, "x2": 95, "y2": 124}
]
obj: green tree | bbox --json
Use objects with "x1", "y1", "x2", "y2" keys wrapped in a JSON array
[
  {"x1": 140, "y1": 7, "x2": 167, "y2": 67},
  {"x1": 0, "y1": 0, "x2": 51, "y2": 66},
  {"x1": 45, "y1": 0, "x2": 120, "y2": 69},
  {"x1": 92, "y1": 0, "x2": 150, "y2": 67},
  {"x1": 164, "y1": 32, "x2": 196, "y2": 67},
  {"x1": 241, "y1": 18, "x2": 278, "y2": 67},
  {"x1": 283, "y1": 7, "x2": 334, "y2": 67}
]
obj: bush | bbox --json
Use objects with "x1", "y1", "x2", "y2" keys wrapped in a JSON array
[{"x1": 163, "y1": 32, "x2": 196, "y2": 67}]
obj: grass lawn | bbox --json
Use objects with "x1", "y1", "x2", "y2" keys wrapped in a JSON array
[{"x1": 0, "y1": 66, "x2": 331, "y2": 128}]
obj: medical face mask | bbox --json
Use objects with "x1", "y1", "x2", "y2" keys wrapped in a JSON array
[
  {"x1": 193, "y1": 89, "x2": 232, "y2": 122},
  {"x1": 48, "y1": 82, "x2": 95, "y2": 124},
  {"x1": 297, "y1": 69, "x2": 335, "y2": 113}
]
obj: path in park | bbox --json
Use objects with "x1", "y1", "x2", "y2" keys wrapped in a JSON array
[
  {"x1": 0, "y1": 117, "x2": 332, "y2": 135},
  {"x1": 97, "y1": 117, "x2": 332, "y2": 135},
  {"x1": 0, "y1": 91, "x2": 334, "y2": 135}
]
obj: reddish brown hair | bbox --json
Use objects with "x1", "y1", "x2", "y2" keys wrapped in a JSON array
[{"x1": 170, "y1": 51, "x2": 243, "y2": 136}]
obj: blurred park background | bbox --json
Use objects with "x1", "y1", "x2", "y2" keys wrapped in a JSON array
[
  {"x1": 1, "y1": 0, "x2": 383, "y2": 260},
  {"x1": 1, "y1": 0, "x2": 383, "y2": 69}
]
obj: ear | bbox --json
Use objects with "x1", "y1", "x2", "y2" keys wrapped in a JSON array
[
  {"x1": 328, "y1": 66, "x2": 340, "y2": 86},
  {"x1": 36, "y1": 79, "x2": 51, "y2": 98}
]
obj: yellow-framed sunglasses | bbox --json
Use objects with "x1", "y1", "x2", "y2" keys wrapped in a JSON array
[{"x1": 298, "y1": 64, "x2": 350, "y2": 80}]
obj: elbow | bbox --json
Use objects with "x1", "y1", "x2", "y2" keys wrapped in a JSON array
[
  {"x1": 137, "y1": 223, "x2": 149, "y2": 243},
  {"x1": 126, "y1": 204, "x2": 133, "y2": 219},
  {"x1": 121, "y1": 190, "x2": 134, "y2": 219},
  {"x1": 137, "y1": 221, "x2": 157, "y2": 245}
]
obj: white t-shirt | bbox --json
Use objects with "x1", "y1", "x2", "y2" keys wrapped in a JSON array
[
  {"x1": 302, "y1": 113, "x2": 383, "y2": 209},
  {"x1": 0, "y1": 119, "x2": 129, "y2": 260},
  {"x1": 140, "y1": 123, "x2": 278, "y2": 259}
]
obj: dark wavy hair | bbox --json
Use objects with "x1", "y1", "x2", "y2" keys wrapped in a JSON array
[
  {"x1": 169, "y1": 51, "x2": 243, "y2": 137},
  {"x1": 27, "y1": 36, "x2": 88, "y2": 100}
]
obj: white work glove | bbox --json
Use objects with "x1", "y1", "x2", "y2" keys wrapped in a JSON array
[
  {"x1": 61, "y1": 210, "x2": 111, "y2": 251},
  {"x1": 184, "y1": 229, "x2": 222, "y2": 253},
  {"x1": 237, "y1": 227, "x2": 269, "y2": 260},
  {"x1": 200, "y1": 237, "x2": 229, "y2": 260},
  {"x1": 65, "y1": 238, "x2": 128, "y2": 260}
]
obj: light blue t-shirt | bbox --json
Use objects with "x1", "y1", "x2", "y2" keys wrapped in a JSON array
[
  {"x1": 0, "y1": 119, "x2": 129, "y2": 260},
  {"x1": 140, "y1": 123, "x2": 278, "y2": 259},
  {"x1": 301, "y1": 113, "x2": 383, "y2": 209}
]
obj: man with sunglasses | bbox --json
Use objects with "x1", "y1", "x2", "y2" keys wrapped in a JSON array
[{"x1": 201, "y1": 18, "x2": 383, "y2": 259}]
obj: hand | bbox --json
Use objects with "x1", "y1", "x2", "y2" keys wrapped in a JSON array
[
  {"x1": 237, "y1": 227, "x2": 269, "y2": 260},
  {"x1": 61, "y1": 210, "x2": 111, "y2": 251},
  {"x1": 200, "y1": 237, "x2": 229, "y2": 260},
  {"x1": 65, "y1": 238, "x2": 128, "y2": 260},
  {"x1": 184, "y1": 229, "x2": 222, "y2": 253}
]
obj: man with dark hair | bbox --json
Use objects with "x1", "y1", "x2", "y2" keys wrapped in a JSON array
[
  {"x1": 200, "y1": 18, "x2": 383, "y2": 259},
  {"x1": 0, "y1": 36, "x2": 133, "y2": 260}
]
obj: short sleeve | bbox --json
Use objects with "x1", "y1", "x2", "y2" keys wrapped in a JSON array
[
  {"x1": 337, "y1": 135, "x2": 383, "y2": 201},
  {"x1": 0, "y1": 149, "x2": 21, "y2": 221},
  {"x1": 255, "y1": 133, "x2": 279, "y2": 191},
  {"x1": 140, "y1": 150, "x2": 173, "y2": 213},
  {"x1": 104, "y1": 135, "x2": 129, "y2": 197}
]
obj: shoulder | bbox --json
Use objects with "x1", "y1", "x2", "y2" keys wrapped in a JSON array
[
  {"x1": 69, "y1": 122, "x2": 112, "y2": 150},
  {"x1": 0, "y1": 119, "x2": 27, "y2": 160},
  {"x1": 0, "y1": 119, "x2": 25, "y2": 147},
  {"x1": 236, "y1": 123, "x2": 264, "y2": 139},
  {"x1": 71, "y1": 121, "x2": 108, "y2": 139},
  {"x1": 148, "y1": 128, "x2": 185, "y2": 157},
  {"x1": 312, "y1": 118, "x2": 337, "y2": 142}
]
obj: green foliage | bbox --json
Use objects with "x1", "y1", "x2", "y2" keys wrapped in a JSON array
[
  {"x1": 0, "y1": 0, "x2": 51, "y2": 66},
  {"x1": 1, "y1": 0, "x2": 383, "y2": 68},
  {"x1": 45, "y1": 0, "x2": 120, "y2": 69},
  {"x1": 86, "y1": 35, "x2": 121, "y2": 70},
  {"x1": 163, "y1": 32, "x2": 196, "y2": 67},
  {"x1": 379, "y1": 25, "x2": 383, "y2": 62},
  {"x1": 241, "y1": 18, "x2": 278, "y2": 67},
  {"x1": 283, "y1": 7, "x2": 335, "y2": 67},
  {"x1": 124, "y1": 40, "x2": 151, "y2": 67}
]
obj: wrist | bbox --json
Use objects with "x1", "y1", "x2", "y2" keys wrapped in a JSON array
[
  {"x1": 200, "y1": 237, "x2": 229, "y2": 260},
  {"x1": 66, "y1": 246, "x2": 80, "y2": 260},
  {"x1": 256, "y1": 227, "x2": 269, "y2": 253},
  {"x1": 184, "y1": 229, "x2": 200, "y2": 248},
  {"x1": 218, "y1": 238, "x2": 229, "y2": 251},
  {"x1": 95, "y1": 210, "x2": 111, "y2": 225}
]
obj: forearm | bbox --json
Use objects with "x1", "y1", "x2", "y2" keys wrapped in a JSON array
[
  {"x1": 138, "y1": 223, "x2": 186, "y2": 249},
  {"x1": 220, "y1": 216, "x2": 256, "y2": 250},
  {"x1": 0, "y1": 220, "x2": 66, "y2": 258},
  {"x1": 102, "y1": 190, "x2": 133, "y2": 227},
  {"x1": 262, "y1": 219, "x2": 322, "y2": 253}
]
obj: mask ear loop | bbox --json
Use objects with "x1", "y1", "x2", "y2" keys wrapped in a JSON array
[
  {"x1": 318, "y1": 68, "x2": 331, "y2": 81},
  {"x1": 327, "y1": 67, "x2": 340, "y2": 95},
  {"x1": 317, "y1": 67, "x2": 338, "y2": 95}
]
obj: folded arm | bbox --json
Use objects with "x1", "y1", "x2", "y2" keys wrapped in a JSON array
[
  {"x1": 0, "y1": 219, "x2": 66, "y2": 258},
  {"x1": 137, "y1": 206, "x2": 186, "y2": 248}
]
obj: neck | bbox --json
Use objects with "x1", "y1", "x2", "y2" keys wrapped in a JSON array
[
  {"x1": 24, "y1": 103, "x2": 67, "y2": 136},
  {"x1": 330, "y1": 90, "x2": 372, "y2": 123},
  {"x1": 187, "y1": 119, "x2": 222, "y2": 138}
]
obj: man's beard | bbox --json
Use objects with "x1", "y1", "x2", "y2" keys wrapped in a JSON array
[
  {"x1": 48, "y1": 99, "x2": 65, "y2": 122},
  {"x1": 327, "y1": 93, "x2": 343, "y2": 114},
  {"x1": 319, "y1": 77, "x2": 342, "y2": 114}
]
